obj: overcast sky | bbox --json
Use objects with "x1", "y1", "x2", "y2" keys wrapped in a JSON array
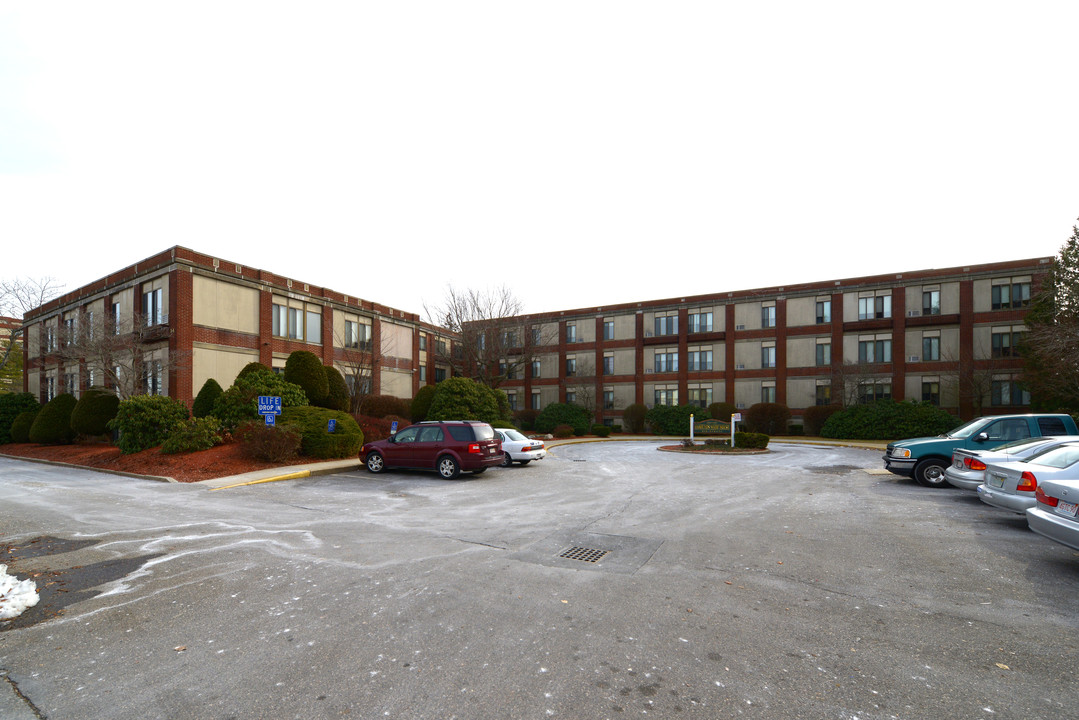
[{"x1": 2, "y1": 2, "x2": 1077, "y2": 320}]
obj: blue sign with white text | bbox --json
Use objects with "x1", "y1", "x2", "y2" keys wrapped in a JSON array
[{"x1": 257, "y1": 396, "x2": 282, "y2": 415}]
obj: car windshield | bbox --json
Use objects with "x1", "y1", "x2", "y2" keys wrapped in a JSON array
[
  {"x1": 500, "y1": 429, "x2": 528, "y2": 442},
  {"x1": 1025, "y1": 445, "x2": 1079, "y2": 469},
  {"x1": 947, "y1": 417, "x2": 992, "y2": 439}
]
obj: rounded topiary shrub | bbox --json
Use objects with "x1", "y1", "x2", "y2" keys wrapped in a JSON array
[
  {"x1": 803, "y1": 404, "x2": 842, "y2": 436},
  {"x1": 535, "y1": 402, "x2": 591, "y2": 435},
  {"x1": 621, "y1": 403, "x2": 648, "y2": 433},
  {"x1": 0, "y1": 392, "x2": 41, "y2": 444},
  {"x1": 591, "y1": 424, "x2": 612, "y2": 438},
  {"x1": 280, "y1": 406, "x2": 364, "y2": 459},
  {"x1": 744, "y1": 403, "x2": 791, "y2": 435},
  {"x1": 733, "y1": 431, "x2": 770, "y2": 449},
  {"x1": 321, "y1": 366, "x2": 350, "y2": 412},
  {"x1": 10, "y1": 410, "x2": 38, "y2": 443},
  {"x1": 284, "y1": 351, "x2": 329, "y2": 407},
  {"x1": 646, "y1": 404, "x2": 705, "y2": 436},
  {"x1": 552, "y1": 424, "x2": 575, "y2": 439},
  {"x1": 192, "y1": 378, "x2": 224, "y2": 418},
  {"x1": 411, "y1": 384, "x2": 436, "y2": 421},
  {"x1": 109, "y1": 395, "x2": 190, "y2": 454},
  {"x1": 70, "y1": 386, "x2": 120, "y2": 437},
  {"x1": 28, "y1": 393, "x2": 78, "y2": 445},
  {"x1": 707, "y1": 402, "x2": 738, "y2": 423},
  {"x1": 236, "y1": 362, "x2": 269, "y2": 381},
  {"x1": 212, "y1": 367, "x2": 307, "y2": 431},
  {"x1": 425, "y1": 378, "x2": 501, "y2": 424}
]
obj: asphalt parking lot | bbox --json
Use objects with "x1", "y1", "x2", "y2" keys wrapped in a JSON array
[{"x1": 2, "y1": 441, "x2": 1078, "y2": 720}]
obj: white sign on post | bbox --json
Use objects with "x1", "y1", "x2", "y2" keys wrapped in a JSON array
[{"x1": 730, "y1": 413, "x2": 742, "y2": 447}]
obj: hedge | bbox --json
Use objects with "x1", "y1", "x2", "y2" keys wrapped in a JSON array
[
  {"x1": 10, "y1": 410, "x2": 38, "y2": 443},
  {"x1": 744, "y1": 403, "x2": 790, "y2": 435},
  {"x1": 109, "y1": 395, "x2": 190, "y2": 454},
  {"x1": 70, "y1": 386, "x2": 120, "y2": 437},
  {"x1": 820, "y1": 400, "x2": 958, "y2": 440},
  {"x1": 280, "y1": 406, "x2": 364, "y2": 459},
  {"x1": 29, "y1": 394, "x2": 78, "y2": 444},
  {"x1": 535, "y1": 402, "x2": 591, "y2": 435},
  {"x1": 0, "y1": 392, "x2": 41, "y2": 444}
]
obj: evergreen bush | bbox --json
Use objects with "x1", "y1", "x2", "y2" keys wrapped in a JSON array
[
  {"x1": 235, "y1": 420, "x2": 302, "y2": 462},
  {"x1": 352, "y1": 414, "x2": 394, "y2": 442},
  {"x1": 28, "y1": 393, "x2": 78, "y2": 444},
  {"x1": 322, "y1": 366, "x2": 350, "y2": 412},
  {"x1": 552, "y1": 424, "x2": 575, "y2": 439},
  {"x1": 426, "y1": 377, "x2": 502, "y2": 424},
  {"x1": 707, "y1": 402, "x2": 738, "y2": 423},
  {"x1": 744, "y1": 403, "x2": 791, "y2": 435},
  {"x1": 280, "y1": 406, "x2": 364, "y2": 459},
  {"x1": 621, "y1": 403, "x2": 648, "y2": 433},
  {"x1": 109, "y1": 395, "x2": 190, "y2": 454},
  {"x1": 411, "y1": 385, "x2": 436, "y2": 421},
  {"x1": 646, "y1": 404, "x2": 706, "y2": 436},
  {"x1": 192, "y1": 378, "x2": 224, "y2": 418},
  {"x1": 512, "y1": 408, "x2": 539, "y2": 431},
  {"x1": 591, "y1": 424, "x2": 612, "y2": 438},
  {"x1": 211, "y1": 367, "x2": 307, "y2": 431},
  {"x1": 535, "y1": 402, "x2": 591, "y2": 435},
  {"x1": 284, "y1": 351, "x2": 328, "y2": 407},
  {"x1": 0, "y1": 392, "x2": 41, "y2": 444},
  {"x1": 820, "y1": 400, "x2": 959, "y2": 440},
  {"x1": 161, "y1": 417, "x2": 223, "y2": 454},
  {"x1": 236, "y1": 362, "x2": 269, "y2": 381},
  {"x1": 803, "y1": 404, "x2": 842, "y2": 436},
  {"x1": 10, "y1": 410, "x2": 38, "y2": 443},
  {"x1": 360, "y1": 394, "x2": 415, "y2": 419},
  {"x1": 70, "y1": 386, "x2": 120, "y2": 437},
  {"x1": 734, "y1": 431, "x2": 770, "y2": 449}
]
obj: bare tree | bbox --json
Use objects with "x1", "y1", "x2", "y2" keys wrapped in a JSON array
[
  {"x1": 829, "y1": 360, "x2": 884, "y2": 407},
  {"x1": 424, "y1": 285, "x2": 556, "y2": 387},
  {"x1": 0, "y1": 277, "x2": 63, "y2": 373},
  {"x1": 566, "y1": 358, "x2": 597, "y2": 416},
  {"x1": 333, "y1": 324, "x2": 383, "y2": 414}
]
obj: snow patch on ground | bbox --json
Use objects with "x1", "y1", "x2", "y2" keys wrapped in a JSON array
[{"x1": 0, "y1": 563, "x2": 40, "y2": 619}]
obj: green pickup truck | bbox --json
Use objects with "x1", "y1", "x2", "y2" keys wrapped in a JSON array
[{"x1": 883, "y1": 413, "x2": 1079, "y2": 488}]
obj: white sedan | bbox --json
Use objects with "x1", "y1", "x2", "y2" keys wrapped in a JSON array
[{"x1": 494, "y1": 428, "x2": 546, "y2": 467}]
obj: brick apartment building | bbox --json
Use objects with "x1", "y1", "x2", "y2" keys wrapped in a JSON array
[{"x1": 20, "y1": 248, "x2": 1048, "y2": 424}]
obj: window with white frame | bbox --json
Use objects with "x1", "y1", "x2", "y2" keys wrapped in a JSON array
[
  {"x1": 761, "y1": 344, "x2": 776, "y2": 369},
  {"x1": 655, "y1": 350, "x2": 678, "y2": 373},
  {"x1": 565, "y1": 324, "x2": 576, "y2": 343},
  {"x1": 45, "y1": 376, "x2": 55, "y2": 401},
  {"x1": 688, "y1": 386, "x2": 712, "y2": 407},
  {"x1": 603, "y1": 354, "x2": 614, "y2": 375},
  {"x1": 816, "y1": 341, "x2": 831, "y2": 367},
  {"x1": 922, "y1": 333, "x2": 940, "y2": 361},
  {"x1": 816, "y1": 299, "x2": 831, "y2": 324},
  {"x1": 111, "y1": 302, "x2": 121, "y2": 335},
  {"x1": 654, "y1": 314, "x2": 678, "y2": 337},
  {"x1": 991, "y1": 280, "x2": 1031, "y2": 310},
  {"x1": 922, "y1": 289, "x2": 941, "y2": 315},
  {"x1": 688, "y1": 311, "x2": 713, "y2": 333},
  {"x1": 87, "y1": 310, "x2": 95, "y2": 341},
  {"x1": 64, "y1": 372, "x2": 77, "y2": 396},
  {"x1": 858, "y1": 337, "x2": 892, "y2": 363},
  {"x1": 532, "y1": 359, "x2": 541, "y2": 378},
  {"x1": 761, "y1": 305, "x2": 776, "y2": 329},
  {"x1": 45, "y1": 326, "x2": 56, "y2": 353},
  {"x1": 603, "y1": 320, "x2": 615, "y2": 341},
  {"x1": 688, "y1": 348, "x2": 713, "y2": 371},
  {"x1": 63, "y1": 317, "x2": 77, "y2": 346},
  {"x1": 142, "y1": 288, "x2": 164, "y2": 326},
  {"x1": 654, "y1": 386, "x2": 678, "y2": 406},
  {"x1": 858, "y1": 295, "x2": 891, "y2": 320}
]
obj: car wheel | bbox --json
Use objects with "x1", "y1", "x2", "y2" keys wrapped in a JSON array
[
  {"x1": 914, "y1": 459, "x2": 948, "y2": 488},
  {"x1": 437, "y1": 455, "x2": 460, "y2": 479},
  {"x1": 519, "y1": 460, "x2": 530, "y2": 465},
  {"x1": 501, "y1": 452, "x2": 513, "y2": 468},
  {"x1": 366, "y1": 452, "x2": 385, "y2": 474}
]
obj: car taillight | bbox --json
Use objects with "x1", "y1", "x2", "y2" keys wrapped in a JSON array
[
  {"x1": 964, "y1": 457, "x2": 986, "y2": 471},
  {"x1": 1016, "y1": 471, "x2": 1037, "y2": 493},
  {"x1": 1035, "y1": 486, "x2": 1058, "y2": 507},
  {"x1": 468, "y1": 443, "x2": 481, "y2": 454}
]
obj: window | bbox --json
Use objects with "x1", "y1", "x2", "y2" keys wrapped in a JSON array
[
  {"x1": 858, "y1": 339, "x2": 892, "y2": 363},
  {"x1": 272, "y1": 304, "x2": 287, "y2": 337},
  {"x1": 858, "y1": 295, "x2": 891, "y2": 320},
  {"x1": 64, "y1": 372, "x2": 77, "y2": 396},
  {"x1": 815, "y1": 384, "x2": 832, "y2": 406},
  {"x1": 45, "y1": 376, "x2": 55, "y2": 402},
  {"x1": 921, "y1": 381, "x2": 940, "y2": 405},
  {"x1": 86, "y1": 310, "x2": 95, "y2": 341},
  {"x1": 502, "y1": 330, "x2": 517, "y2": 347},
  {"x1": 288, "y1": 307, "x2": 303, "y2": 340},
  {"x1": 506, "y1": 363, "x2": 517, "y2": 380},
  {"x1": 688, "y1": 387, "x2": 712, "y2": 407},
  {"x1": 761, "y1": 346, "x2": 776, "y2": 369},
  {"x1": 761, "y1": 385, "x2": 776, "y2": 403},
  {"x1": 815, "y1": 342, "x2": 831, "y2": 367},
  {"x1": 531, "y1": 392, "x2": 541, "y2": 410},
  {"x1": 603, "y1": 355, "x2": 614, "y2": 375},
  {"x1": 654, "y1": 388, "x2": 678, "y2": 406},
  {"x1": 858, "y1": 382, "x2": 892, "y2": 403},
  {"x1": 566, "y1": 391, "x2": 577, "y2": 404},
  {"x1": 991, "y1": 282, "x2": 1031, "y2": 310},
  {"x1": 438, "y1": 340, "x2": 448, "y2": 355},
  {"x1": 532, "y1": 327, "x2": 542, "y2": 345},
  {"x1": 688, "y1": 350, "x2": 712, "y2": 371},
  {"x1": 688, "y1": 312, "x2": 713, "y2": 333},
  {"x1": 603, "y1": 321, "x2": 615, "y2": 341},
  {"x1": 603, "y1": 390, "x2": 614, "y2": 410},
  {"x1": 654, "y1": 315, "x2": 677, "y2": 336},
  {"x1": 419, "y1": 334, "x2": 427, "y2": 352},
  {"x1": 991, "y1": 380, "x2": 1031, "y2": 406},
  {"x1": 345, "y1": 321, "x2": 361, "y2": 348},
  {"x1": 565, "y1": 357, "x2": 577, "y2": 376},
  {"x1": 498, "y1": 360, "x2": 507, "y2": 377},
  {"x1": 63, "y1": 317, "x2": 77, "y2": 346},
  {"x1": 144, "y1": 360, "x2": 163, "y2": 396},
  {"x1": 991, "y1": 330, "x2": 1026, "y2": 358},
  {"x1": 419, "y1": 366, "x2": 427, "y2": 382},
  {"x1": 922, "y1": 335, "x2": 940, "y2": 361},
  {"x1": 506, "y1": 392, "x2": 517, "y2": 411},
  {"x1": 435, "y1": 367, "x2": 447, "y2": 382},
  {"x1": 922, "y1": 290, "x2": 941, "y2": 316},
  {"x1": 532, "y1": 360, "x2": 541, "y2": 378},
  {"x1": 142, "y1": 288, "x2": 164, "y2": 326},
  {"x1": 45, "y1": 326, "x2": 56, "y2": 353},
  {"x1": 761, "y1": 305, "x2": 776, "y2": 329},
  {"x1": 478, "y1": 332, "x2": 486, "y2": 350},
  {"x1": 816, "y1": 300, "x2": 831, "y2": 324},
  {"x1": 566, "y1": 324, "x2": 576, "y2": 344},
  {"x1": 112, "y1": 302, "x2": 121, "y2": 335},
  {"x1": 88, "y1": 368, "x2": 96, "y2": 387},
  {"x1": 306, "y1": 309, "x2": 321, "y2": 344},
  {"x1": 655, "y1": 351, "x2": 678, "y2": 373}
]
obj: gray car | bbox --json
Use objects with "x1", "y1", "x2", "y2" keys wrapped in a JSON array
[
  {"x1": 943, "y1": 436, "x2": 1074, "y2": 490},
  {"x1": 979, "y1": 441, "x2": 1079, "y2": 516},
  {"x1": 1027, "y1": 476, "x2": 1079, "y2": 551}
]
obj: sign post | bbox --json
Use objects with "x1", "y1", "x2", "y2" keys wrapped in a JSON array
[
  {"x1": 690, "y1": 414, "x2": 695, "y2": 444},
  {"x1": 730, "y1": 412, "x2": 742, "y2": 447},
  {"x1": 257, "y1": 396, "x2": 282, "y2": 427}
]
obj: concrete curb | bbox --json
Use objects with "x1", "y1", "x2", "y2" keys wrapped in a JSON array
[
  {"x1": 0, "y1": 452, "x2": 177, "y2": 483},
  {"x1": 200, "y1": 459, "x2": 363, "y2": 490}
]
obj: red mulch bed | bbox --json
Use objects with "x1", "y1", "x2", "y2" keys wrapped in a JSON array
[{"x1": 0, "y1": 440, "x2": 317, "y2": 483}]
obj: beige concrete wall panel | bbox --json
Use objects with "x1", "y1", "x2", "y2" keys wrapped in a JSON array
[
  {"x1": 192, "y1": 275, "x2": 260, "y2": 334},
  {"x1": 381, "y1": 323, "x2": 413, "y2": 361},
  {"x1": 192, "y1": 344, "x2": 260, "y2": 391},
  {"x1": 380, "y1": 369, "x2": 412, "y2": 399},
  {"x1": 734, "y1": 302, "x2": 762, "y2": 330},
  {"x1": 786, "y1": 378, "x2": 817, "y2": 409},
  {"x1": 734, "y1": 340, "x2": 761, "y2": 369}
]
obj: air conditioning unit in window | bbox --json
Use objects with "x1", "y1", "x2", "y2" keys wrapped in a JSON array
[
  {"x1": 736, "y1": 403, "x2": 745, "y2": 409},
  {"x1": 908, "y1": 355, "x2": 920, "y2": 362},
  {"x1": 736, "y1": 324, "x2": 746, "y2": 331},
  {"x1": 907, "y1": 310, "x2": 920, "y2": 317},
  {"x1": 645, "y1": 330, "x2": 653, "y2": 337},
  {"x1": 735, "y1": 363, "x2": 745, "y2": 370},
  {"x1": 645, "y1": 368, "x2": 654, "y2": 373}
]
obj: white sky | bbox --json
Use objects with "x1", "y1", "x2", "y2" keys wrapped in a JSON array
[{"x1": 2, "y1": 2, "x2": 1077, "y2": 319}]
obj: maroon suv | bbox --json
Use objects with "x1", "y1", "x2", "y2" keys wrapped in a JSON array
[{"x1": 361, "y1": 420, "x2": 503, "y2": 479}]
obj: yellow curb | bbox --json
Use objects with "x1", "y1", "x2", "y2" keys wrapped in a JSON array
[{"x1": 209, "y1": 470, "x2": 311, "y2": 491}]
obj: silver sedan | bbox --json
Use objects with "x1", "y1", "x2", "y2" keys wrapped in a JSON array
[
  {"x1": 944, "y1": 436, "x2": 1074, "y2": 490},
  {"x1": 1027, "y1": 476, "x2": 1079, "y2": 551},
  {"x1": 980, "y1": 441, "x2": 1079, "y2": 515}
]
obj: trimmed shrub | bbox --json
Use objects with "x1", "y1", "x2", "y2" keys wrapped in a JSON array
[
  {"x1": 322, "y1": 366, "x2": 350, "y2": 412},
  {"x1": 707, "y1": 402, "x2": 738, "y2": 423},
  {"x1": 426, "y1": 378, "x2": 502, "y2": 424},
  {"x1": 212, "y1": 367, "x2": 307, "y2": 431},
  {"x1": 70, "y1": 386, "x2": 120, "y2": 437},
  {"x1": 280, "y1": 406, "x2": 364, "y2": 459},
  {"x1": 803, "y1": 404, "x2": 842, "y2": 436},
  {"x1": 787, "y1": 424, "x2": 804, "y2": 436},
  {"x1": 734, "y1": 431, "x2": 770, "y2": 449},
  {"x1": 744, "y1": 403, "x2": 791, "y2": 435},
  {"x1": 646, "y1": 404, "x2": 706, "y2": 436},
  {"x1": 411, "y1": 385, "x2": 436, "y2": 421},
  {"x1": 352, "y1": 414, "x2": 394, "y2": 442},
  {"x1": 236, "y1": 362, "x2": 269, "y2": 381},
  {"x1": 10, "y1": 410, "x2": 38, "y2": 443},
  {"x1": 236, "y1": 420, "x2": 302, "y2": 463},
  {"x1": 161, "y1": 417, "x2": 223, "y2": 454},
  {"x1": 591, "y1": 424, "x2": 612, "y2": 438},
  {"x1": 622, "y1": 403, "x2": 648, "y2": 433},
  {"x1": 109, "y1": 395, "x2": 190, "y2": 454},
  {"x1": 552, "y1": 424, "x2": 575, "y2": 439},
  {"x1": 513, "y1": 408, "x2": 540, "y2": 431},
  {"x1": 360, "y1": 394, "x2": 414, "y2": 419},
  {"x1": 820, "y1": 400, "x2": 959, "y2": 441},
  {"x1": 535, "y1": 402, "x2": 591, "y2": 435},
  {"x1": 284, "y1": 351, "x2": 329, "y2": 407},
  {"x1": 0, "y1": 392, "x2": 41, "y2": 444},
  {"x1": 192, "y1": 378, "x2": 224, "y2": 418},
  {"x1": 28, "y1": 393, "x2": 78, "y2": 444}
]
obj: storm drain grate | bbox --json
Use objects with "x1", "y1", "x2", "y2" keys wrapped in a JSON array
[{"x1": 559, "y1": 546, "x2": 610, "y2": 563}]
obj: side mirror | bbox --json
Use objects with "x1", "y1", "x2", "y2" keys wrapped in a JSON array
[
  {"x1": 974, "y1": 432, "x2": 989, "y2": 442},
  {"x1": 388, "y1": 435, "x2": 397, "y2": 444}
]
